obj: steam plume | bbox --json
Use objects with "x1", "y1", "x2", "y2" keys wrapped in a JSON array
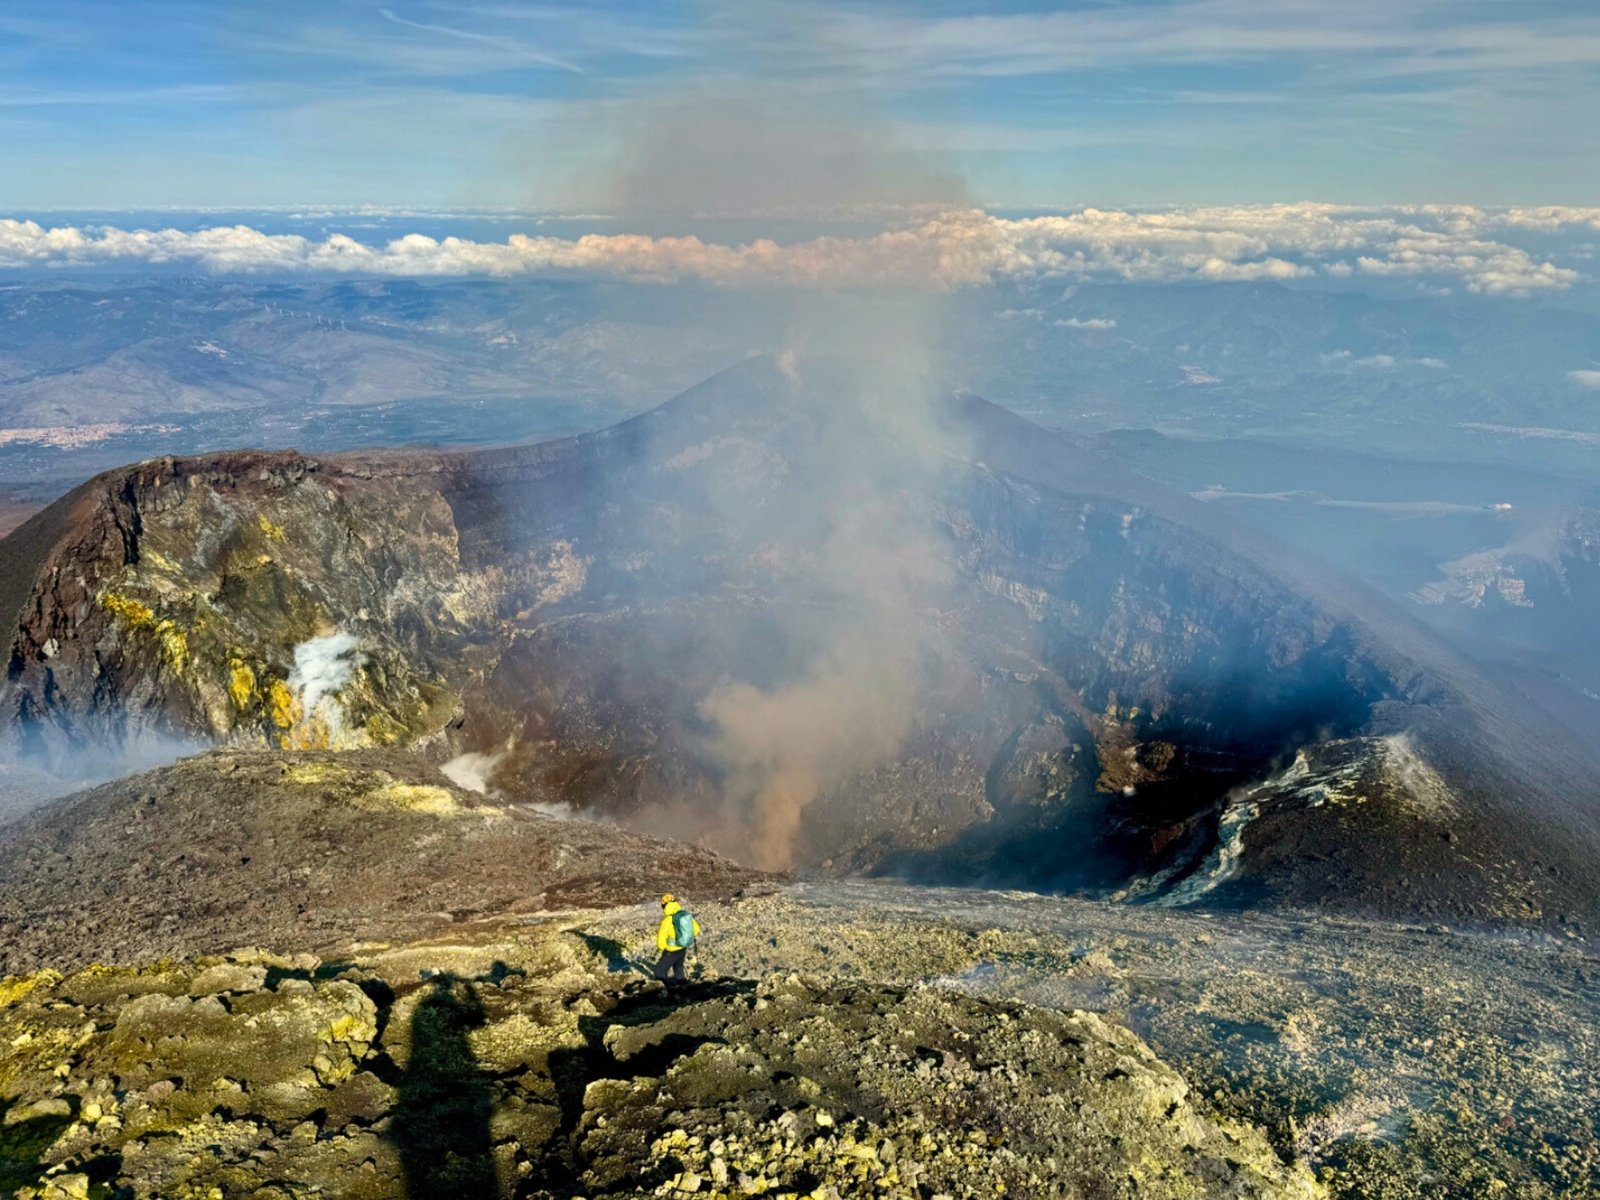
[
  {"x1": 284, "y1": 631, "x2": 365, "y2": 748},
  {"x1": 575, "y1": 8, "x2": 976, "y2": 870},
  {"x1": 696, "y1": 409, "x2": 953, "y2": 867},
  {"x1": 660, "y1": 350, "x2": 961, "y2": 868}
]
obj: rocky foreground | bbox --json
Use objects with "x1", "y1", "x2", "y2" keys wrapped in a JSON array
[
  {"x1": 0, "y1": 918, "x2": 1313, "y2": 1200},
  {"x1": 0, "y1": 750, "x2": 1594, "y2": 1198},
  {"x1": 0, "y1": 883, "x2": 1595, "y2": 1199},
  {"x1": 681, "y1": 887, "x2": 1599, "y2": 1199}
]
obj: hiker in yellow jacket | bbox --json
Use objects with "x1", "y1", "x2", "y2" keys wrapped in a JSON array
[{"x1": 654, "y1": 894, "x2": 701, "y2": 987}]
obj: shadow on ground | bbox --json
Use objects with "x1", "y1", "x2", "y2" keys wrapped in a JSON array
[
  {"x1": 390, "y1": 974, "x2": 497, "y2": 1200},
  {"x1": 0, "y1": 1097, "x2": 80, "y2": 1195},
  {"x1": 384, "y1": 959, "x2": 748, "y2": 1197}
]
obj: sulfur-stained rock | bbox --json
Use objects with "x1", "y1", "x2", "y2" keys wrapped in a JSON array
[
  {"x1": 187, "y1": 962, "x2": 269, "y2": 996},
  {"x1": 322, "y1": 1070, "x2": 395, "y2": 1129},
  {"x1": 55, "y1": 962, "x2": 194, "y2": 1007},
  {"x1": 89, "y1": 977, "x2": 377, "y2": 1127},
  {"x1": 27, "y1": 1172, "x2": 90, "y2": 1200},
  {"x1": 0, "y1": 915, "x2": 1334, "y2": 1199},
  {"x1": 7, "y1": 884, "x2": 1588, "y2": 1199},
  {"x1": 488, "y1": 1092, "x2": 562, "y2": 1158}
]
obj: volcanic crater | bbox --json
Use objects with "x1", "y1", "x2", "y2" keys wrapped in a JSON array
[{"x1": 3, "y1": 354, "x2": 1598, "y2": 930}]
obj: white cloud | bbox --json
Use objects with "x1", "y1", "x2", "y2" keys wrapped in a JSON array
[
  {"x1": 1321, "y1": 350, "x2": 1448, "y2": 370},
  {"x1": 1056, "y1": 316, "x2": 1117, "y2": 329},
  {"x1": 1569, "y1": 370, "x2": 1600, "y2": 389},
  {"x1": 0, "y1": 204, "x2": 1585, "y2": 295},
  {"x1": 1490, "y1": 207, "x2": 1600, "y2": 233}
]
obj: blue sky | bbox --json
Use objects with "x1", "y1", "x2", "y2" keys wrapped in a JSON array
[{"x1": 3, "y1": 0, "x2": 1599, "y2": 210}]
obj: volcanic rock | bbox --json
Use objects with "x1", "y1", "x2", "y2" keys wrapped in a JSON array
[
  {"x1": 0, "y1": 748, "x2": 767, "y2": 977},
  {"x1": 2, "y1": 354, "x2": 1597, "y2": 926},
  {"x1": 0, "y1": 921, "x2": 1318, "y2": 1200}
]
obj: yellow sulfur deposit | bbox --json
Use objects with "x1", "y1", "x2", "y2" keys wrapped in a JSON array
[
  {"x1": 257, "y1": 513, "x2": 287, "y2": 543},
  {"x1": 0, "y1": 971, "x2": 60, "y2": 1010},
  {"x1": 281, "y1": 712, "x2": 335, "y2": 751},
  {"x1": 139, "y1": 549, "x2": 181, "y2": 575},
  {"x1": 155, "y1": 620, "x2": 188, "y2": 673},
  {"x1": 228, "y1": 659, "x2": 257, "y2": 709},
  {"x1": 281, "y1": 763, "x2": 465, "y2": 814},
  {"x1": 101, "y1": 593, "x2": 188, "y2": 673},
  {"x1": 268, "y1": 679, "x2": 300, "y2": 730},
  {"x1": 364, "y1": 711, "x2": 406, "y2": 745},
  {"x1": 360, "y1": 781, "x2": 459, "y2": 814},
  {"x1": 283, "y1": 762, "x2": 351, "y2": 786},
  {"x1": 101, "y1": 593, "x2": 155, "y2": 628}
]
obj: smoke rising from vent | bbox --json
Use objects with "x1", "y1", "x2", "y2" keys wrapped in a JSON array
[
  {"x1": 599, "y1": 96, "x2": 967, "y2": 219},
  {"x1": 667, "y1": 353, "x2": 964, "y2": 868},
  {"x1": 586, "y1": 0, "x2": 968, "y2": 221},
  {"x1": 285, "y1": 632, "x2": 365, "y2": 747},
  {"x1": 558, "y1": 11, "x2": 974, "y2": 869},
  {"x1": 693, "y1": 361, "x2": 958, "y2": 867}
]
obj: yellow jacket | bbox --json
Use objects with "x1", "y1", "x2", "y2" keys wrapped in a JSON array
[{"x1": 657, "y1": 901, "x2": 701, "y2": 951}]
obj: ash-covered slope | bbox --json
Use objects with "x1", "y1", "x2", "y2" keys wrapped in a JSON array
[
  {"x1": 0, "y1": 748, "x2": 765, "y2": 977},
  {"x1": 2, "y1": 354, "x2": 1597, "y2": 928}
]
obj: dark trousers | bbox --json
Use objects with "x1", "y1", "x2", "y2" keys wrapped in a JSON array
[{"x1": 654, "y1": 948, "x2": 687, "y2": 983}]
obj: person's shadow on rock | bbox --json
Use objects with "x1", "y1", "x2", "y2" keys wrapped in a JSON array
[{"x1": 390, "y1": 975, "x2": 496, "y2": 1200}]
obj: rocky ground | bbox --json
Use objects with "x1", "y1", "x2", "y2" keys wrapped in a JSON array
[
  {"x1": 0, "y1": 760, "x2": 63, "y2": 827},
  {"x1": 0, "y1": 745, "x2": 1592, "y2": 1197},
  {"x1": 615, "y1": 883, "x2": 1598, "y2": 1200},
  {"x1": 0, "y1": 916, "x2": 1315, "y2": 1200},
  {"x1": 0, "y1": 749, "x2": 765, "y2": 976},
  {"x1": 0, "y1": 881, "x2": 1594, "y2": 1198}
]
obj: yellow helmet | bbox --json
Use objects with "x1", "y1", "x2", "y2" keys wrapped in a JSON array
[{"x1": 660, "y1": 893, "x2": 675, "y2": 906}]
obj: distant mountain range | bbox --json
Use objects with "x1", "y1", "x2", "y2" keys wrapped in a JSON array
[{"x1": 2, "y1": 276, "x2": 1598, "y2": 493}]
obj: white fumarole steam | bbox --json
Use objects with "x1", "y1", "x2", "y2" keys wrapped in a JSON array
[
  {"x1": 440, "y1": 751, "x2": 503, "y2": 795},
  {"x1": 287, "y1": 632, "x2": 365, "y2": 737},
  {"x1": 440, "y1": 749, "x2": 574, "y2": 820}
]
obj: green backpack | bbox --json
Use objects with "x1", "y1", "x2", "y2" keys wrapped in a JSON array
[{"x1": 672, "y1": 909, "x2": 696, "y2": 948}]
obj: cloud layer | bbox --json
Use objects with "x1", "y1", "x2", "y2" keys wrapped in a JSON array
[{"x1": 2, "y1": 203, "x2": 1595, "y2": 295}]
